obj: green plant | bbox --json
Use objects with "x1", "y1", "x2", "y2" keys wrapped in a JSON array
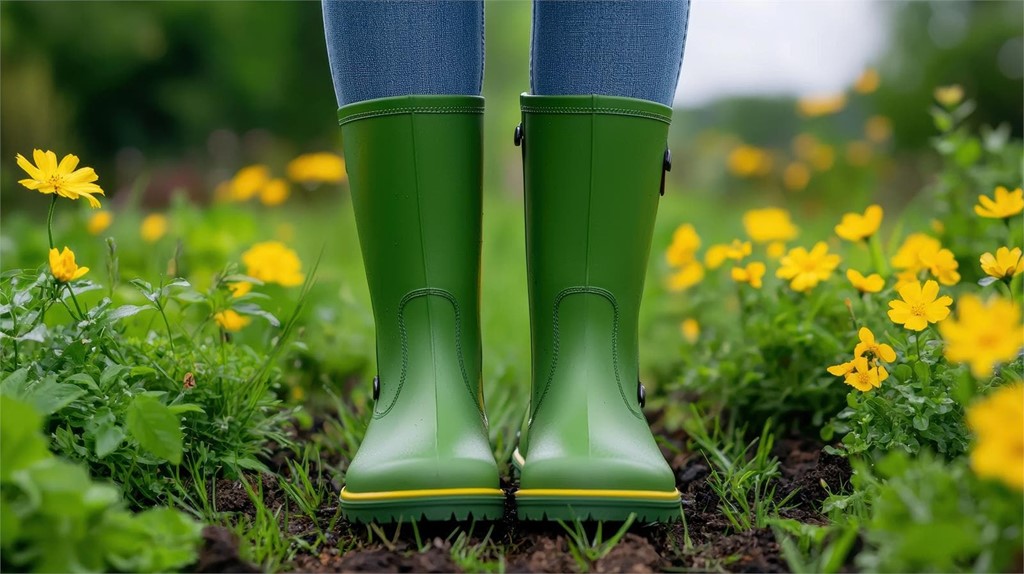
[
  {"x1": 557, "y1": 515, "x2": 636, "y2": 573},
  {"x1": 449, "y1": 526, "x2": 506, "y2": 574},
  {"x1": 0, "y1": 396, "x2": 202, "y2": 573},
  {"x1": 855, "y1": 451, "x2": 1024, "y2": 573},
  {"x1": 770, "y1": 518, "x2": 859, "y2": 574},
  {"x1": 685, "y1": 409, "x2": 794, "y2": 532},
  {"x1": 822, "y1": 360, "x2": 973, "y2": 458}
]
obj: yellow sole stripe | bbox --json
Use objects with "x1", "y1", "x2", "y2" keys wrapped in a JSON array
[
  {"x1": 340, "y1": 487, "x2": 505, "y2": 501},
  {"x1": 516, "y1": 488, "x2": 681, "y2": 501}
]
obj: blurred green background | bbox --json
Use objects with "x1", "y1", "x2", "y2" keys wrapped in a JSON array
[{"x1": 1, "y1": 0, "x2": 1021, "y2": 215}]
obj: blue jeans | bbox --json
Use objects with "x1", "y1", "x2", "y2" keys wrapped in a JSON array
[{"x1": 322, "y1": 0, "x2": 690, "y2": 107}]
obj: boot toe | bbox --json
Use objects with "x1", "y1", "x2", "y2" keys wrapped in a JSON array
[
  {"x1": 519, "y1": 451, "x2": 675, "y2": 492},
  {"x1": 345, "y1": 452, "x2": 500, "y2": 494}
]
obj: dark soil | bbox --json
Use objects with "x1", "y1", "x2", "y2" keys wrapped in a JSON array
[{"x1": 192, "y1": 428, "x2": 853, "y2": 573}]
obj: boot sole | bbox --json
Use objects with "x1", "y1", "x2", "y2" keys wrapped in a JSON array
[
  {"x1": 340, "y1": 487, "x2": 506, "y2": 523},
  {"x1": 516, "y1": 488, "x2": 682, "y2": 522}
]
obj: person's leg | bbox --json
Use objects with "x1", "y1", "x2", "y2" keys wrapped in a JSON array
[
  {"x1": 530, "y1": 0, "x2": 689, "y2": 106},
  {"x1": 322, "y1": 0, "x2": 484, "y2": 106},
  {"x1": 514, "y1": 0, "x2": 690, "y2": 522},
  {"x1": 323, "y1": 1, "x2": 503, "y2": 523}
]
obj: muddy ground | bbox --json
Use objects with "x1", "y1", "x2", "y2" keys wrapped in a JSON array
[{"x1": 192, "y1": 422, "x2": 853, "y2": 573}]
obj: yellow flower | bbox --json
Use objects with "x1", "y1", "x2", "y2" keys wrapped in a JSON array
[
  {"x1": 140, "y1": 214, "x2": 168, "y2": 243},
  {"x1": 842, "y1": 356, "x2": 889, "y2": 392},
  {"x1": 666, "y1": 224, "x2": 701, "y2": 267},
  {"x1": 934, "y1": 85, "x2": 964, "y2": 108},
  {"x1": 229, "y1": 281, "x2": 252, "y2": 298},
  {"x1": 966, "y1": 383, "x2": 1024, "y2": 490},
  {"x1": 705, "y1": 239, "x2": 752, "y2": 270},
  {"x1": 835, "y1": 204, "x2": 883, "y2": 242},
  {"x1": 48, "y1": 246, "x2": 89, "y2": 282},
  {"x1": 919, "y1": 247, "x2": 960, "y2": 286},
  {"x1": 783, "y1": 162, "x2": 810, "y2": 191},
  {"x1": 16, "y1": 150, "x2": 105, "y2": 208},
  {"x1": 668, "y1": 262, "x2": 705, "y2": 292},
  {"x1": 845, "y1": 141, "x2": 872, "y2": 167},
  {"x1": 864, "y1": 115, "x2": 892, "y2": 143},
  {"x1": 87, "y1": 211, "x2": 113, "y2": 235},
  {"x1": 827, "y1": 360, "x2": 855, "y2": 377},
  {"x1": 980, "y1": 246, "x2": 1024, "y2": 280},
  {"x1": 743, "y1": 208, "x2": 799, "y2": 243},
  {"x1": 214, "y1": 309, "x2": 251, "y2": 332},
  {"x1": 731, "y1": 261, "x2": 766, "y2": 289},
  {"x1": 890, "y1": 233, "x2": 941, "y2": 273},
  {"x1": 287, "y1": 152, "x2": 347, "y2": 184},
  {"x1": 766, "y1": 241, "x2": 787, "y2": 259},
  {"x1": 241, "y1": 241, "x2": 305, "y2": 287},
  {"x1": 797, "y1": 93, "x2": 847, "y2": 117},
  {"x1": 853, "y1": 68, "x2": 879, "y2": 94},
  {"x1": 887, "y1": 279, "x2": 952, "y2": 331},
  {"x1": 230, "y1": 165, "x2": 271, "y2": 201},
  {"x1": 776, "y1": 242, "x2": 842, "y2": 292},
  {"x1": 854, "y1": 327, "x2": 897, "y2": 362},
  {"x1": 259, "y1": 178, "x2": 290, "y2": 206},
  {"x1": 847, "y1": 269, "x2": 884, "y2": 294},
  {"x1": 894, "y1": 269, "x2": 922, "y2": 291},
  {"x1": 939, "y1": 295, "x2": 1023, "y2": 378},
  {"x1": 681, "y1": 318, "x2": 700, "y2": 343},
  {"x1": 975, "y1": 186, "x2": 1024, "y2": 220},
  {"x1": 728, "y1": 145, "x2": 772, "y2": 178}
]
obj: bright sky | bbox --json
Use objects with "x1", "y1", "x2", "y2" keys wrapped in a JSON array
[{"x1": 676, "y1": 0, "x2": 888, "y2": 107}]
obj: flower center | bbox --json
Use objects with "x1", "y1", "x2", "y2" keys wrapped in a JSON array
[
  {"x1": 977, "y1": 332, "x2": 999, "y2": 349},
  {"x1": 910, "y1": 303, "x2": 927, "y2": 317},
  {"x1": 48, "y1": 174, "x2": 65, "y2": 189}
]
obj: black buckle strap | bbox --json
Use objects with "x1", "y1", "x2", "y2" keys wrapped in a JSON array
[{"x1": 659, "y1": 148, "x2": 672, "y2": 196}]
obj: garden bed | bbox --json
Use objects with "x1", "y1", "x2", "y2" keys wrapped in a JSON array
[{"x1": 191, "y1": 420, "x2": 854, "y2": 573}]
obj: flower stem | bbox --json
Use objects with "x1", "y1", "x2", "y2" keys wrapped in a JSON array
[
  {"x1": 46, "y1": 195, "x2": 57, "y2": 249},
  {"x1": 64, "y1": 283, "x2": 85, "y2": 319}
]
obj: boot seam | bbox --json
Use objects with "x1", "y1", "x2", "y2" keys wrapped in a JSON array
[
  {"x1": 531, "y1": 286, "x2": 644, "y2": 424},
  {"x1": 373, "y1": 288, "x2": 479, "y2": 419},
  {"x1": 520, "y1": 107, "x2": 671, "y2": 124},
  {"x1": 340, "y1": 107, "x2": 484, "y2": 126}
]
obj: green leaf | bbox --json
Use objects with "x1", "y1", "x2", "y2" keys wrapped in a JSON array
[
  {"x1": 2, "y1": 371, "x2": 86, "y2": 415},
  {"x1": 167, "y1": 403, "x2": 205, "y2": 415},
  {"x1": 107, "y1": 304, "x2": 153, "y2": 321},
  {"x1": 65, "y1": 373, "x2": 99, "y2": 391},
  {"x1": 94, "y1": 424, "x2": 125, "y2": 458},
  {"x1": 126, "y1": 396, "x2": 183, "y2": 465},
  {"x1": 99, "y1": 364, "x2": 129, "y2": 388},
  {"x1": 0, "y1": 396, "x2": 49, "y2": 480},
  {"x1": 234, "y1": 303, "x2": 280, "y2": 327}
]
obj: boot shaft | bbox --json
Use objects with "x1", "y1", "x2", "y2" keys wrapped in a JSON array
[
  {"x1": 339, "y1": 95, "x2": 486, "y2": 419},
  {"x1": 518, "y1": 94, "x2": 672, "y2": 419}
]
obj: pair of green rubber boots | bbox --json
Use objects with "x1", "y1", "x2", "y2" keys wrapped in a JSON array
[{"x1": 337, "y1": 94, "x2": 680, "y2": 524}]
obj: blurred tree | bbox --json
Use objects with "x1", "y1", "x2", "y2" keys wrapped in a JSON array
[
  {"x1": 875, "y1": 0, "x2": 1023, "y2": 148},
  {"x1": 1, "y1": 2, "x2": 337, "y2": 195}
]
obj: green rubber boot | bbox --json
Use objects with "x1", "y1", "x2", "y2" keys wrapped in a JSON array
[
  {"x1": 513, "y1": 94, "x2": 682, "y2": 522},
  {"x1": 337, "y1": 95, "x2": 504, "y2": 523}
]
